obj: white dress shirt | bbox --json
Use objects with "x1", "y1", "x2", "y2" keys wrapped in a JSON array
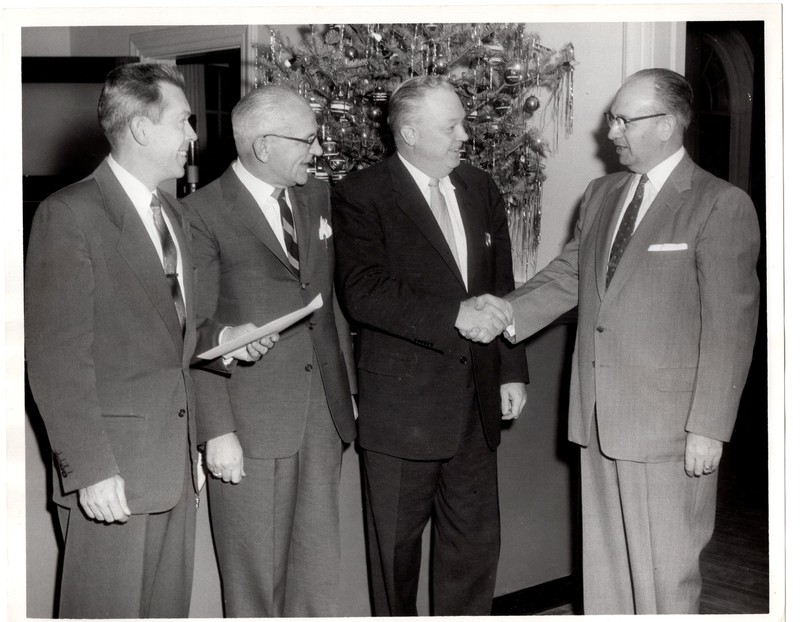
[
  {"x1": 106, "y1": 155, "x2": 185, "y2": 304},
  {"x1": 398, "y1": 153, "x2": 468, "y2": 285},
  {"x1": 232, "y1": 158, "x2": 294, "y2": 258},
  {"x1": 609, "y1": 146, "x2": 686, "y2": 251}
]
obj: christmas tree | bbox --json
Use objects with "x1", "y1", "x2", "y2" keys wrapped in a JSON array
[{"x1": 255, "y1": 23, "x2": 575, "y2": 281}]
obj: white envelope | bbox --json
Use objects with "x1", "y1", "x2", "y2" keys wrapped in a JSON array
[{"x1": 648, "y1": 243, "x2": 688, "y2": 252}]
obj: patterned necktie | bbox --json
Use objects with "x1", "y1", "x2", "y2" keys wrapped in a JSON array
[
  {"x1": 273, "y1": 188, "x2": 301, "y2": 278},
  {"x1": 150, "y1": 194, "x2": 186, "y2": 331},
  {"x1": 606, "y1": 174, "x2": 648, "y2": 288},
  {"x1": 428, "y1": 178, "x2": 461, "y2": 272}
]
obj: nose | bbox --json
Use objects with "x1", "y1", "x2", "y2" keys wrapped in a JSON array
[
  {"x1": 309, "y1": 137, "x2": 323, "y2": 157},
  {"x1": 455, "y1": 123, "x2": 469, "y2": 141},
  {"x1": 607, "y1": 122, "x2": 623, "y2": 141},
  {"x1": 186, "y1": 123, "x2": 198, "y2": 142}
]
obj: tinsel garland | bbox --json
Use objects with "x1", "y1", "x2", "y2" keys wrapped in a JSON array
[{"x1": 255, "y1": 23, "x2": 575, "y2": 282}]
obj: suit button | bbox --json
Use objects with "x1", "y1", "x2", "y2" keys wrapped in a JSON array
[
  {"x1": 300, "y1": 282, "x2": 308, "y2": 290},
  {"x1": 305, "y1": 364, "x2": 313, "y2": 372},
  {"x1": 460, "y1": 356, "x2": 468, "y2": 364},
  {"x1": 308, "y1": 323, "x2": 314, "y2": 331},
  {"x1": 61, "y1": 470, "x2": 68, "y2": 478},
  {"x1": 596, "y1": 326, "x2": 605, "y2": 333},
  {"x1": 178, "y1": 409, "x2": 186, "y2": 418}
]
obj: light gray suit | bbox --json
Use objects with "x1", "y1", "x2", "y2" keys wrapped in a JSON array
[{"x1": 507, "y1": 154, "x2": 760, "y2": 613}]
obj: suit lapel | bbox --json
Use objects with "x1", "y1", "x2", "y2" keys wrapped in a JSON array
[
  {"x1": 388, "y1": 155, "x2": 464, "y2": 288},
  {"x1": 602, "y1": 156, "x2": 695, "y2": 304},
  {"x1": 593, "y1": 175, "x2": 631, "y2": 298},
  {"x1": 93, "y1": 162, "x2": 185, "y2": 354},
  {"x1": 221, "y1": 168, "x2": 296, "y2": 277}
]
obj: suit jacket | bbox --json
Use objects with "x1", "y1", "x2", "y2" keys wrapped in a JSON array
[
  {"x1": 331, "y1": 154, "x2": 529, "y2": 461},
  {"x1": 25, "y1": 160, "x2": 203, "y2": 514},
  {"x1": 507, "y1": 154, "x2": 760, "y2": 462},
  {"x1": 183, "y1": 166, "x2": 357, "y2": 458}
]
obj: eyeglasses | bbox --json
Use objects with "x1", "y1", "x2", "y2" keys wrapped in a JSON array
[
  {"x1": 262, "y1": 133, "x2": 318, "y2": 146},
  {"x1": 603, "y1": 112, "x2": 667, "y2": 131}
]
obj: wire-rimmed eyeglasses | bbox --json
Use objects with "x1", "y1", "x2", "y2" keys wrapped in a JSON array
[
  {"x1": 603, "y1": 112, "x2": 667, "y2": 132},
  {"x1": 262, "y1": 133, "x2": 318, "y2": 146}
]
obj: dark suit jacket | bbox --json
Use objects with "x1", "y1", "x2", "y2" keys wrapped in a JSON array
[
  {"x1": 507, "y1": 154, "x2": 760, "y2": 462},
  {"x1": 183, "y1": 166, "x2": 357, "y2": 458},
  {"x1": 25, "y1": 160, "x2": 204, "y2": 513},
  {"x1": 331, "y1": 154, "x2": 529, "y2": 461}
]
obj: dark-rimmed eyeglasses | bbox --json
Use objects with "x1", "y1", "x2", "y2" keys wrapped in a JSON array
[
  {"x1": 262, "y1": 133, "x2": 318, "y2": 146},
  {"x1": 603, "y1": 112, "x2": 667, "y2": 132}
]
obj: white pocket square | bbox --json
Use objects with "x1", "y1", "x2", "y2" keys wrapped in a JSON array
[
  {"x1": 319, "y1": 216, "x2": 333, "y2": 240},
  {"x1": 648, "y1": 243, "x2": 688, "y2": 252}
]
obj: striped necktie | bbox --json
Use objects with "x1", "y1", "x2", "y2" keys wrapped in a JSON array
[
  {"x1": 150, "y1": 194, "x2": 186, "y2": 331},
  {"x1": 273, "y1": 188, "x2": 301, "y2": 278},
  {"x1": 606, "y1": 174, "x2": 648, "y2": 288}
]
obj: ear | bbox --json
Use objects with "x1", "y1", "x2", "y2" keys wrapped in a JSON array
[
  {"x1": 130, "y1": 116, "x2": 149, "y2": 146},
  {"x1": 658, "y1": 114, "x2": 679, "y2": 142},
  {"x1": 398, "y1": 125, "x2": 417, "y2": 148},
  {"x1": 253, "y1": 135, "x2": 270, "y2": 163}
]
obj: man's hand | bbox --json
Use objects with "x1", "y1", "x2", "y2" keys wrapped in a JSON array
[
  {"x1": 79, "y1": 474, "x2": 131, "y2": 523},
  {"x1": 222, "y1": 323, "x2": 279, "y2": 362},
  {"x1": 500, "y1": 382, "x2": 527, "y2": 420},
  {"x1": 684, "y1": 432, "x2": 723, "y2": 477},
  {"x1": 456, "y1": 295, "x2": 513, "y2": 343},
  {"x1": 205, "y1": 432, "x2": 246, "y2": 484}
]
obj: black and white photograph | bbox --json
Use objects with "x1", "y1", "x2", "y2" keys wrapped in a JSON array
[{"x1": 2, "y1": 2, "x2": 789, "y2": 619}]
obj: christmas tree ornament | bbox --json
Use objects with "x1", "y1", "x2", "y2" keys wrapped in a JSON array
[
  {"x1": 344, "y1": 45, "x2": 360, "y2": 60},
  {"x1": 424, "y1": 23, "x2": 440, "y2": 33},
  {"x1": 492, "y1": 94, "x2": 512, "y2": 114},
  {"x1": 322, "y1": 138, "x2": 339, "y2": 156},
  {"x1": 523, "y1": 95, "x2": 541, "y2": 114},
  {"x1": 433, "y1": 56, "x2": 449, "y2": 75},
  {"x1": 367, "y1": 106, "x2": 383, "y2": 121},
  {"x1": 330, "y1": 88, "x2": 354, "y2": 117},
  {"x1": 371, "y1": 87, "x2": 388, "y2": 103},
  {"x1": 327, "y1": 154, "x2": 349, "y2": 181},
  {"x1": 504, "y1": 62, "x2": 523, "y2": 84}
]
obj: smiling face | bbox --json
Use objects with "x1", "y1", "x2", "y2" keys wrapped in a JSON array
[
  {"x1": 399, "y1": 87, "x2": 468, "y2": 179},
  {"x1": 261, "y1": 106, "x2": 322, "y2": 188},
  {"x1": 607, "y1": 77, "x2": 672, "y2": 174},
  {"x1": 146, "y1": 82, "x2": 197, "y2": 185}
]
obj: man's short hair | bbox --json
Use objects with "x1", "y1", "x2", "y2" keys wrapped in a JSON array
[
  {"x1": 231, "y1": 85, "x2": 308, "y2": 153},
  {"x1": 97, "y1": 63, "x2": 186, "y2": 148},
  {"x1": 387, "y1": 75, "x2": 457, "y2": 137},
  {"x1": 629, "y1": 68, "x2": 694, "y2": 130}
]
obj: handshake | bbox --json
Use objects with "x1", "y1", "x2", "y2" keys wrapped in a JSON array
[{"x1": 455, "y1": 294, "x2": 513, "y2": 344}]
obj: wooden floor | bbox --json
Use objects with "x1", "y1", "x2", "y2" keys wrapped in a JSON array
[{"x1": 495, "y1": 434, "x2": 770, "y2": 616}]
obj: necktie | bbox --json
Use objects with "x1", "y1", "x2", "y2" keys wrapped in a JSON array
[
  {"x1": 606, "y1": 174, "x2": 648, "y2": 288},
  {"x1": 428, "y1": 178, "x2": 461, "y2": 272},
  {"x1": 273, "y1": 188, "x2": 301, "y2": 278},
  {"x1": 150, "y1": 194, "x2": 186, "y2": 331}
]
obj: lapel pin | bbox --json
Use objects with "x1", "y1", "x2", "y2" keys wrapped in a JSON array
[{"x1": 485, "y1": 232, "x2": 492, "y2": 247}]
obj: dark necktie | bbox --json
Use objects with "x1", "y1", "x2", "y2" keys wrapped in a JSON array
[
  {"x1": 273, "y1": 188, "x2": 300, "y2": 278},
  {"x1": 150, "y1": 194, "x2": 186, "y2": 331},
  {"x1": 606, "y1": 174, "x2": 648, "y2": 288}
]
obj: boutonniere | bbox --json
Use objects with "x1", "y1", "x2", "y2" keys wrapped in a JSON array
[
  {"x1": 319, "y1": 216, "x2": 333, "y2": 241},
  {"x1": 484, "y1": 232, "x2": 493, "y2": 247}
]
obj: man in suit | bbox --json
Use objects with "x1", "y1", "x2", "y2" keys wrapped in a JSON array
[
  {"x1": 25, "y1": 63, "x2": 267, "y2": 618},
  {"x1": 183, "y1": 85, "x2": 358, "y2": 617},
  {"x1": 331, "y1": 76, "x2": 529, "y2": 616},
  {"x1": 490, "y1": 68, "x2": 759, "y2": 613}
]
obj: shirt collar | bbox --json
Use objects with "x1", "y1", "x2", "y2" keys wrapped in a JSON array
[
  {"x1": 643, "y1": 146, "x2": 686, "y2": 194},
  {"x1": 397, "y1": 153, "x2": 455, "y2": 194},
  {"x1": 106, "y1": 154, "x2": 157, "y2": 212},
  {"x1": 232, "y1": 158, "x2": 280, "y2": 205}
]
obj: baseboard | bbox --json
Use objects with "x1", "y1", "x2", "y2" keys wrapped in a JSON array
[{"x1": 491, "y1": 575, "x2": 577, "y2": 616}]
